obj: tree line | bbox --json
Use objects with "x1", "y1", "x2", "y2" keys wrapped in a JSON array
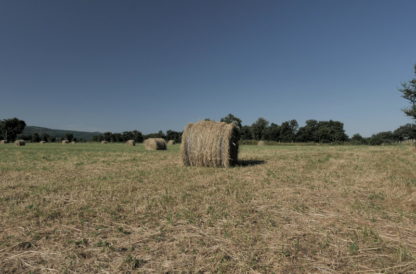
[
  {"x1": 1, "y1": 116, "x2": 414, "y2": 145},
  {"x1": 1, "y1": 64, "x2": 415, "y2": 145}
]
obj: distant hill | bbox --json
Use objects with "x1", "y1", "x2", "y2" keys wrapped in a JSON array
[{"x1": 22, "y1": 126, "x2": 101, "y2": 141}]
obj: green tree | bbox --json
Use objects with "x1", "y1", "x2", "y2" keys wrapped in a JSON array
[
  {"x1": 65, "y1": 133, "x2": 74, "y2": 142},
  {"x1": 251, "y1": 118, "x2": 269, "y2": 140},
  {"x1": 296, "y1": 120, "x2": 319, "y2": 142},
  {"x1": 263, "y1": 123, "x2": 280, "y2": 141},
  {"x1": 393, "y1": 124, "x2": 416, "y2": 141},
  {"x1": 280, "y1": 120, "x2": 298, "y2": 142},
  {"x1": 350, "y1": 134, "x2": 367, "y2": 144},
  {"x1": 399, "y1": 64, "x2": 416, "y2": 121},
  {"x1": 41, "y1": 133, "x2": 50, "y2": 142},
  {"x1": 166, "y1": 130, "x2": 182, "y2": 143},
  {"x1": 220, "y1": 113, "x2": 242, "y2": 128},
  {"x1": 240, "y1": 126, "x2": 252, "y2": 140},
  {"x1": 0, "y1": 118, "x2": 26, "y2": 141},
  {"x1": 31, "y1": 133, "x2": 41, "y2": 143}
]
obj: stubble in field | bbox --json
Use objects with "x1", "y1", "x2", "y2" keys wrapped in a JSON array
[{"x1": 0, "y1": 143, "x2": 415, "y2": 273}]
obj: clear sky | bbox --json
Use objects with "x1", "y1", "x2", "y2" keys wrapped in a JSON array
[{"x1": 0, "y1": 0, "x2": 415, "y2": 136}]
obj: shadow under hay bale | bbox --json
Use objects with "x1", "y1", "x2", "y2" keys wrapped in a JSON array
[
  {"x1": 15, "y1": 140, "x2": 25, "y2": 146},
  {"x1": 144, "y1": 138, "x2": 167, "y2": 150},
  {"x1": 126, "y1": 140, "x2": 135, "y2": 146},
  {"x1": 167, "y1": 140, "x2": 176, "y2": 145},
  {"x1": 237, "y1": 159, "x2": 266, "y2": 167},
  {"x1": 181, "y1": 120, "x2": 239, "y2": 168}
]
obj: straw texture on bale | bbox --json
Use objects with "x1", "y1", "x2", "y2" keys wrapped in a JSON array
[
  {"x1": 0, "y1": 140, "x2": 6, "y2": 144},
  {"x1": 62, "y1": 140, "x2": 69, "y2": 144},
  {"x1": 167, "y1": 140, "x2": 176, "y2": 145},
  {"x1": 144, "y1": 138, "x2": 167, "y2": 150},
  {"x1": 15, "y1": 140, "x2": 25, "y2": 146},
  {"x1": 181, "y1": 120, "x2": 239, "y2": 167},
  {"x1": 257, "y1": 140, "x2": 265, "y2": 146},
  {"x1": 101, "y1": 141, "x2": 108, "y2": 144},
  {"x1": 127, "y1": 140, "x2": 135, "y2": 146}
]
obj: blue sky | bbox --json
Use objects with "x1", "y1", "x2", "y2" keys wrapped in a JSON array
[{"x1": 0, "y1": 0, "x2": 415, "y2": 136}]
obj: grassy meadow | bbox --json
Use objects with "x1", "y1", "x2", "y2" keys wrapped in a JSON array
[{"x1": 1, "y1": 143, "x2": 415, "y2": 273}]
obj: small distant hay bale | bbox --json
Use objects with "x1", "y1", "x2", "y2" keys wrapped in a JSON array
[
  {"x1": 167, "y1": 140, "x2": 176, "y2": 145},
  {"x1": 15, "y1": 140, "x2": 26, "y2": 146},
  {"x1": 62, "y1": 140, "x2": 69, "y2": 144},
  {"x1": 0, "y1": 140, "x2": 7, "y2": 144},
  {"x1": 71, "y1": 141, "x2": 76, "y2": 144},
  {"x1": 144, "y1": 138, "x2": 167, "y2": 150},
  {"x1": 257, "y1": 140, "x2": 265, "y2": 146},
  {"x1": 101, "y1": 140, "x2": 108, "y2": 144},
  {"x1": 127, "y1": 140, "x2": 136, "y2": 146},
  {"x1": 40, "y1": 141, "x2": 46, "y2": 144},
  {"x1": 181, "y1": 120, "x2": 239, "y2": 167}
]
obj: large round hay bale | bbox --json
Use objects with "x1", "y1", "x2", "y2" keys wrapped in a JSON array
[
  {"x1": 40, "y1": 141, "x2": 46, "y2": 144},
  {"x1": 144, "y1": 138, "x2": 166, "y2": 150},
  {"x1": 127, "y1": 140, "x2": 135, "y2": 146},
  {"x1": 257, "y1": 140, "x2": 265, "y2": 146},
  {"x1": 101, "y1": 140, "x2": 108, "y2": 144},
  {"x1": 0, "y1": 140, "x2": 7, "y2": 144},
  {"x1": 167, "y1": 140, "x2": 176, "y2": 145},
  {"x1": 15, "y1": 140, "x2": 26, "y2": 146},
  {"x1": 62, "y1": 140, "x2": 69, "y2": 144},
  {"x1": 181, "y1": 120, "x2": 239, "y2": 167},
  {"x1": 71, "y1": 141, "x2": 76, "y2": 144}
]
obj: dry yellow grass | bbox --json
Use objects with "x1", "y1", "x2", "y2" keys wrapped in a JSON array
[{"x1": 0, "y1": 143, "x2": 415, "y2": 273}]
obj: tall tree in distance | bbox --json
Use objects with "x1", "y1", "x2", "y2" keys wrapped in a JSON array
[
  {"x1": 220, "y1": 113, "x2": 242, "y2": 128},
  {"x1": 399, "y1": 64, "x2": 416, "y2": 121},
  {"x1": 0, "y1": 118, "x2": 26, "y2": 141}
]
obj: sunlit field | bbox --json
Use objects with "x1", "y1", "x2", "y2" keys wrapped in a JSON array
[{"x1": 1, "y1": 143, "x2": 415, "y2": 273}]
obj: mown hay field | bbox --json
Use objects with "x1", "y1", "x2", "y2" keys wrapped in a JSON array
[{"x1": 0, "y1": 143, "x2": 415, "y2": 273}]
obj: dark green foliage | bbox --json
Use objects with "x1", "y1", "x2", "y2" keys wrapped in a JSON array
[
  {"x1": 263, "y1": 123, "x2": 280, "y2": 141},
  {"x1": 41, "y1": 133, "x2": 50, "y2": 142},
  {"x1": 0, "y1": 117, "x2": 26, "y2": 141},
  {"x1": 399, "y1": 64, "x2": 416, "y2": 120},
  {"x1": 251, "y1": 118, "x2": 269, "y2": 140},
  {"x1": 166, "y1": 130, "x2": 182, "y2": 143},
  {"x1": 94, "y1": 130, "x2": 144, "y2": 143},
  {"x1": 31, "y1": 133, "x2": 41, "y2": 143},
  {"x1": 144, "y1": 130, "x2": 165, "y2": 140},
  {"x1": 220, "y1": 113, "x2": 242, "y2": 128},
  {"x1": 368, "y1": 131, "x2": 396, "y2": 145},
  {"x1": 65, "y1": 133, "x2": 74, "y2": 142},
  {"x1": 350, "y1": 134, "x2": 367, "y2": 145},
  {"x1": 279, "y1": 120, "x2": 298, "y2": 142},
  {"x1": 240, "y1": 126, "x2": 252, "y2": 140},
  {"x1": 393, "y1": 124, "x2": 416, "y2": 141},
  {"x1": 296, "y1": 120, "x2": 347, "y2": 143},
  {"x1": 296, "y1": 120, "x2": 319, "y2": 142}
]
